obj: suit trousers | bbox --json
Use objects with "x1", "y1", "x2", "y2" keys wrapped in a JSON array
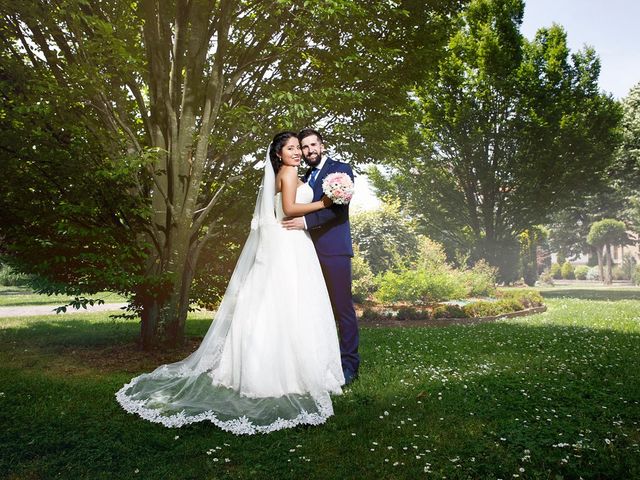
[{"x1": 317, "y1": 253, "x2": 360, "y2": 376}]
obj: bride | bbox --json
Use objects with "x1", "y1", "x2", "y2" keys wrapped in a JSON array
[{"x1": 116, "y1": 131, "x2": 344, "y2": 435}]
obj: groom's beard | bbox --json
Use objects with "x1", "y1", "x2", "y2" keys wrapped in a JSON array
[{"x1": 304, "y1": 152, "x2": 322, "y2": 168}]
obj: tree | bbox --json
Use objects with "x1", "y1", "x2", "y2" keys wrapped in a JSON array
[
  {"x1": 368, "y1": 0, "x2": 621, "y2": 281},
  {"x1": 351, "y1": 245, "x2": 375, "y2": 304},
  {"x1": 518, "y1": 226, "x2": 548, "y2": 286},
  {"x1": 546, "y1": 186, "x2": 626, "y2": 264},
  {"x1": 548, "y1": 83, "x2": 640, "y2": 263},
  {"x1": 616, "y1": 82, "x2": 640, "y2": 229},
  {"x1": 0, "y1": 0, "x2": 462, "y2": 348},
  {"x1": 587, "y1": 219, "x2": 629, "y2": 285},
  {"x1": 350, "y1": 202, "x2": 421, "y2": 275},
  {"x1": 617, "y1": 83, "x2": 640, "y2": 187}
]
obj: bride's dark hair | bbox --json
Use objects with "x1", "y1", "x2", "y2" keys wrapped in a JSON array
[{"x1": 269, "y1": 131, "x2": 298, "y2": 173}]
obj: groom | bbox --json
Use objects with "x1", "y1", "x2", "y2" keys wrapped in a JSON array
[{"x1": 281, "y1": 128, "x2": 360, "y2": 385}]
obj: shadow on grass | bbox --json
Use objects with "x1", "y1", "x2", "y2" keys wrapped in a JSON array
[
  {"x1": 0, "y1": 315, "x2": 215, "y2": 375},
  {"x1": 1, "y1": 320, "x2": 639, "y2": 479},
  {"x1": 0, "y1": 315, "x2": 214, "y2": 346},
  {"x1": 540, "y1": 288, "x2": 640, "y2": 301}
]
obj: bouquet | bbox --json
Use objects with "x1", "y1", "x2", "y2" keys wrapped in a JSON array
[{"x1": 322, "y1": 172, "x2": 354, "y2": 205}]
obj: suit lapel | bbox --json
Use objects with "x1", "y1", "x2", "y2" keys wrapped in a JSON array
[{"x1": 314, "y1": 157, "x2": 334, "y2": 196}]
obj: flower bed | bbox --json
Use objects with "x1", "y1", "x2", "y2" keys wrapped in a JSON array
[{"x1": 358, "y1": 289, "x2": 544, "y2": 326}]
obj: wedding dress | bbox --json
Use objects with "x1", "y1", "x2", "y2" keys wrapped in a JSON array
[{"x1": 115, "y1": 155, "x2": 344, "y2": 435}]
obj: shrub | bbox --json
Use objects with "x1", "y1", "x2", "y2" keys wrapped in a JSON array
[
  {"x1": 374, "y1": 267, "x2": 466, "y2": 304},
  {"x1": 633, "y1": 265, "x2": 640, "y2": 286},
  {"x1": 612, "y1": 266, "x2": 627, "y2": 281},
  {"x1": 415, "y1": 237, "x2": 449, "y2": 270},
  {"x1": 586, "y1": 266, "x2": 600, "y2": 281},
  {"x1": 497, "y1": 289, "x2": 544, "y2": 308},
  {"x1": 352, "y1": 246, "x2": 376, "y2": 303},
  {"x1": 0, "y1": 264, "x2": 31, "y2": 287},
  {"x1": 550, "y1": 263, "x2": 562, "y2": 279},
  {"x1": 574, "y1": 265, "x2": 589, "y2": 280},
  {"x1": 622, "y1": 253, "x2": 637, "y2": 280},
  {"x1": 432, "y1": 304, "x2": 467, "y2": 319},
  {"x1": 561, "y1": 261, "x2": 575, "y2": 279},
  {"x1": 457, "y1": 289, "x2": 544, "y2": 318},
  {"x1": 461, "y1": 259, "x2": 497, "y2": 297},
  {"x1": 463, "y1": 298, "x2": 522, "y2": 317},
  {"x1": 351, "y1": 202, "x2": 421, "y2": 275},
  {"x1": 396, "y1": 306, "x2": 430, "y2": 321},
  {"x1": 359, "y1": 307, "x2": 394, "y2": 322},
  {"x1": 538, "y1": 269, "x2": 554, "y2": 285}
]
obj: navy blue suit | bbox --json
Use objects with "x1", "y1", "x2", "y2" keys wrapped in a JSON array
[{"x1": 304, "y1": 157, "x2": 360, "y2": 379}]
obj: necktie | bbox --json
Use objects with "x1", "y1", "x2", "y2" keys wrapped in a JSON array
[{"x1": 308, "y1": 168, "x2": 319, "y2": 188}]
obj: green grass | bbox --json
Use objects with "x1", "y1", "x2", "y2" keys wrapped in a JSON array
[
  {"x1": 0, "y1": 286, "x2": 127, "y2": 307},
  {"x1": 538, "y1": 285, "x2": 640, "y2": 301},
  {"x1": 1, "y1": 291, "x2": 639, "y2": 479}
]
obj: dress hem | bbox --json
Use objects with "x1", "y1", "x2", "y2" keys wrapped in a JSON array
[{"x1": 115, "y1": 380, "x2": 336, "y2": 435}]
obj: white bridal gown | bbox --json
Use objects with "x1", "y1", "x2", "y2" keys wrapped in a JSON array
[{"x1": 116, "y1": 161, "x2": 344, "y2": 435}]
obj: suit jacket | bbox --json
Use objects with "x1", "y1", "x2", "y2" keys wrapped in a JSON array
[{"x1": 303, "y1": 157, "x2": 354, "y2": 257}]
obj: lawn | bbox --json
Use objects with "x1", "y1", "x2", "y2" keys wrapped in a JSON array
[
  {"x1": 1, "y1": 290, "x2": 639, "y2": 479},
  {"x1": 0, "y1": 286, "x2": 127, "y2": 307}
]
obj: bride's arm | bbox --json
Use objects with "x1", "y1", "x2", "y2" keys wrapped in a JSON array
[{"x1": 279, "y1": 166, "x2": 330, "y2": 217}]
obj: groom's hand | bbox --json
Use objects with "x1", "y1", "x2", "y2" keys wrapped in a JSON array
[{"x1": 281, "y1": 217, "x2": 305, "y2": 230}]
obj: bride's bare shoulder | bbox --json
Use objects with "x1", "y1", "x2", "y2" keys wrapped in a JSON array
[
  {"x1": 277, "y1": 166, "x2": 301, "y2": 184},
  {"x1": 278, "y1": 165, "x2": 298, "y2": 178},
  {"x1": 276, "y1": 165, "x2": 301, "y2": 192}
]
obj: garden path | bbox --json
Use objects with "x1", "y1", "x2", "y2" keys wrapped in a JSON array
[{"x1": 0, "y1": 302, "x2": 128, "y2": 318}]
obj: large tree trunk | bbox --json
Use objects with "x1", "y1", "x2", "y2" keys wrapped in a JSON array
[
  {"x1": 133, "y1": 0, "x2": 233, "y2": 349},
  {"x1": 140, "y1": 300, "x2": 160, "y2": 349},
  {"x1": 137, "y1": 237, "x2": 202, "y2": 349}
]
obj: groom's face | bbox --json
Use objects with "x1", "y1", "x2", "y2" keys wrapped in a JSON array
[{"x1": 300, "y1": 135, "x2": 325, "y2": 168}]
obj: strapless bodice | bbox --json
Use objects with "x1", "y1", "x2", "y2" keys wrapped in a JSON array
[{"x1": 275, "y1": 182, "x2": 313, "y2": 220}]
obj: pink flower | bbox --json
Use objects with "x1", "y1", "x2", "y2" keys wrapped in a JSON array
[{"x1": 322, "y1": 172, "x2": 354, "y2": 205}]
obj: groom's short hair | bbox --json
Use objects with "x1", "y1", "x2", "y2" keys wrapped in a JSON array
[{"x1": 298, "y1": 128, "x2": 323, "y2": 144}]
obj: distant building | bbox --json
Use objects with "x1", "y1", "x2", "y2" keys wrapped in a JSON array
[{"x1": 550, "y1": 231, "x2": 640, "y2": 265}]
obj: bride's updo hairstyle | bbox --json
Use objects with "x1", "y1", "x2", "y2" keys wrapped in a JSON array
[{"x1": 269, "y1": 131, "x2": 298, "y2": 174}]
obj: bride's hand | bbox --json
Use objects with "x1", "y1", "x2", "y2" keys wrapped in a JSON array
[{"x1": 321, "y1": 195, "x2": 333, "y2": 208}]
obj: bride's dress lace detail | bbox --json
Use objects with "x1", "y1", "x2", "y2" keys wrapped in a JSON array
[
  {"x1": 116, "y1": 175, "x2": 343, "y2": 435},
  {"x1": 115, "y1": 381, "x2": 334, "y2": 434}
]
